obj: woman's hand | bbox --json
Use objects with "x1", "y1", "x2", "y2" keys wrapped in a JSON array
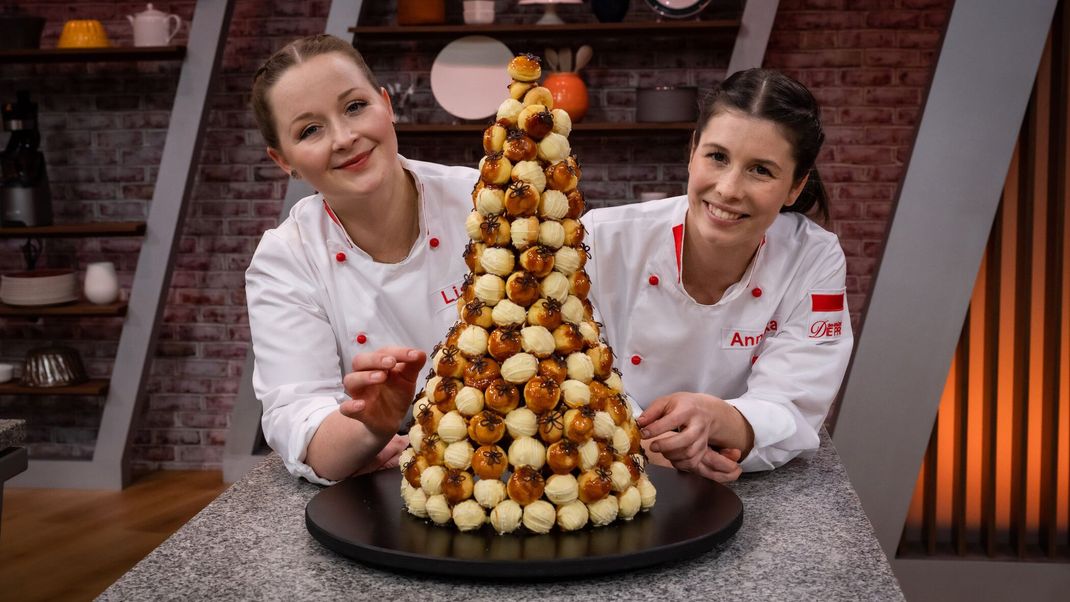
[
  {"x1": 339, "y1": 346, "x2": 426, "y2": 438},
  {"x1": 351, "y1": 434, "x2": 409, "y2": 476},
  {"x1": 637, "y1": 392, "x2": 753, "y2": 481}
]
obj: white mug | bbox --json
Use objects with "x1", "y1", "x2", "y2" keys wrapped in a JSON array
[
  {"x1": 127, "y1": 3, "x2": 182, "y2": 47},
  {"x1": 84, "y1": 262, "x2": 120, "y2": 305}
]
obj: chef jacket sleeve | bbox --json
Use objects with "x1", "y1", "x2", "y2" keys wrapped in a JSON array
[
  {"x1": 246, "y1": 231, "x2": 345, "y2": 486},
  {"x1": 724, "y1": 238, "x2": 853, "y2": 472}
]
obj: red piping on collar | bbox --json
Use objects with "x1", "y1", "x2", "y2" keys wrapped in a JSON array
[
  {"x1": 323, "y1": 199, "x2": 341, "y2": 227},
  {"x1": 672, "y1": 223, "x2": 684, "y2": 282}
]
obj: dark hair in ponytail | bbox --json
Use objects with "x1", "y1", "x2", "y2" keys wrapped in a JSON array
[{"x1": 694, "y1": 68, "x2": 829, "y2": 222}]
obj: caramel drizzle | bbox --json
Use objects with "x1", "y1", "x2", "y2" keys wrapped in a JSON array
[
  {"x1": 479, "y1": 412, "x2": 503, "y2": 428},
  {"x1": 515, "y1": 271, "x2": 538, "y2": 289},
  {"x1": 557, "y1": 438, "x2": 578, "y2": 455},
  {"x1": 539, "y1": 409, "x2": 564, "y2": 430},
  {"x1": 579, "y1": 406, "x2": 597, "y2": 419},
  {"x1": 479, "y1": 213, "x2": 503, "y2": 236},
  {"x1": 542, "y1": 297, "x2": 562, "y2": 317},
  {"x1": 538, "y1": 376, "x2": 559, "y2": 393},
  {"x1": 533, "y1": 244, "x2": 556, "y2": 260},
  {"x1": 463, "y1": 298, "x2": 486, "y2": 320},
  {"x1": 482, "y1": 448, "x2": 505, "y2": 465},
  {"x1": 508, "y1": 180, "x2": 532, "y2": 198},
  {"x1": 595, "y1": 466, "x2": 612, "y2": 482},
  {"x1": 446, "y1": 469, "x2": 467, "y2": 485},
  {"x1": 492, "y1": 381, "x2": 517, "y2": 397},
  {"x1": 516, "y1": 465, "x2": 541, "y2": 483},
  {"x1": 440, "y1": 346, "x2": 460, "y2": 363},
  {"x1": 498, "y1": 325, "x2": 522, "y2": 343}
]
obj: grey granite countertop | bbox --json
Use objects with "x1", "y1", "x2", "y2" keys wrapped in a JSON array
[
  {"x1": 0, "y1": 419, "x2": 26, "y2": 449},
  {"x1": 101, "y1": 432, "x2": 902, "y2": 601}
]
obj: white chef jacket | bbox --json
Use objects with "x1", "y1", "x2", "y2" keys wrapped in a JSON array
[
  {"x1": 582, "y1": 196, "x2": 853, "y2": 472},
  {"x1": 246, "y1": 156, "x2": 477, "y2": 484}
]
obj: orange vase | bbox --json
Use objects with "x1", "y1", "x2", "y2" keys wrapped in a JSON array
[{"x1": 542, "y1": 72, "x2": 589, "y2": 123}]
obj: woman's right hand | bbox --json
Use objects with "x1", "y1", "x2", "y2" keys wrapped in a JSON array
[{"x1": 339, "y1": 346, "x2": 426, "y2": 438}]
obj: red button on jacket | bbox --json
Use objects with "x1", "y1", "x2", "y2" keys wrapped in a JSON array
[
  {"x1": 335, "y1": 252, "x2": 347, "y2": 263},
  {"x1": 356, "y1": 333, "x2": 367, "y2": 345},
  {"x1": 631, "y1": 355, "x2": 642, "y2": 366},
  {"x1": 648, "y1": 274, "x2": 659, "y2": 286},
  {"x1": 751, "y1": 287, "x2": 762, "y2": 297},
  {"x1": 429, "y1": 237, "x2": 440, "y2": 248}
]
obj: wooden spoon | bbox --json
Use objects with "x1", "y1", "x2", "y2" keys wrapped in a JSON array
[
  {"x1": 560, "y1": 47, "x2": 572, "y2": 72},
  {"x1": 544, "y1": 48, "x2": 559, "y2": 71},
  {"x1": 574, "y1": 45, "x2": 593, "y2": 72}
]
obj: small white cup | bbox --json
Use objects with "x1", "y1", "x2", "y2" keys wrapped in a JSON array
[
  {"x1": 0, "y1": 363, "x2": 14, "y2": 384},
  {"x1": 463, "y1": 0, "x2": 495, "y2": 24}
]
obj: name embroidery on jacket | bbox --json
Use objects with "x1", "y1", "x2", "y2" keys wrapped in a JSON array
[{"x1": 722, "y1": 320, "x2": 778, "y2": 349}]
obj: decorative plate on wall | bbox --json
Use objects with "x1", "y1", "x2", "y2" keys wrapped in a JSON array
[
  {"x1": 430, "y1": 35, "x2": 515, "y2": 120},
  {"x1": 644, "y1": 0, "x2": 712, "y2": 19}
]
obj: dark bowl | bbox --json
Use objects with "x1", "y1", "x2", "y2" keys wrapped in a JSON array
[{"x1": 0, "y1": 14, "x2": 45, "y2": 50}]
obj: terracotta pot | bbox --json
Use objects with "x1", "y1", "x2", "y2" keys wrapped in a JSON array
[
  {"x1": 397, "y1": 0, "x2": 446, "y2": 25},
  {"x1": 543, "y1": 73, "x2": 589, "y2": 123}
]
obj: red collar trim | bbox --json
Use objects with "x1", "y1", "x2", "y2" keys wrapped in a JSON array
[
  {"x1": 323, "y1": 199, "x2": 342, "y2": 227},
  {"x1": 672, "y1": 224, "x2": 767, "y2": 283},
  {"x1": 672, "y1": 223, "x2": 684, "y2": 282}
]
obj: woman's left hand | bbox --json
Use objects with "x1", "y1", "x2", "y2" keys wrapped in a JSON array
[{"x1": 637, "y1": 392, "x2": 754, "y2": 476}]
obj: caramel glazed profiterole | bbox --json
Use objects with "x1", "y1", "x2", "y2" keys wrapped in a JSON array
[{"x1": 399, "y1": 53, "x2": 657, "y2": 534}]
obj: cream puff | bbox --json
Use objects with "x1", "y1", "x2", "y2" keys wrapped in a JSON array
[
  {"x1": 543, "y1": 160, "x2": 579, "y2": 193},
  {"x1": 504, "y1": 180, "x2": 540, "y2": 217},
  {"x1": 476, "y1": 186, "x2": 505, "y2": 215},
  {"x1": 617, "y1": 486, "x2": 642, "y2": 521},
  {"x1": 546, "y1": 438, "x2": 581, "y2": 475},
  {"x1": 467, "y1": 410, "x2": 506, "y2": 445},
  {"x1": 474, "y1": 477, "x2": 507, "y2": 511},
  {"x1": 484, "y1": 379, "x2": 521, "y2": 414},
  {"x1": 537, "y1": 132, "x2": 571, "y2": 163},
  {"x1": 509, "y1": 216, "x2": 540, "y2": 250},
  {"x1": 463, "y1": 355, "x2": 500, "y2": 390},
  {"x1": 462, "y1": 240, "x2": 484, "y2": 275},
  {"x1": 539, "y1": 271, "x2": 570, "y2": 303},
  {"x1": 480, "y1": 151, "x2": 512, "y2": 185},
  {"x1": 508, "y1": 80, "x2": 534, "y2": 100},
  {"x1": 520, "y1": 325, "x2": 556, "y2": 358},
  {"x1": 491, "y1": 298, "x2": 527, "y2": 327},
  {"x1": 551, "y1": 108, "x2": 572, "y2": 136},
  {"x1": 491, "y1": 499, "x2": 523, "y2": 534},
  {"x1": 432, "y1": 376, "x2": 461, "y2": 412},
  {"x1": 437, "y1": 410, "x2": 468, "y2": 443},
  {"x1": 444, "y1": 440, "x2": 474, "y2": 470},
  {"x1": 569, "y1": 270, "x2": 592, "y2": 299},
  {"x1": 508, "y1": 53, "x2": 542, "y2": 82},
  {"x1": 519, "y1": 245, "x2": 556, "y2": 277},
  {"x1": 496, "y1": 98, "x2": 524, "y2": 126},
  {"x1": 479, "y1": 246, "x2": 515, "y2": 277},
  {"x1": 505, "y1": 270, "x2": 541, "y2": 307},
  {"x1": 487, "y1": 325, "x2": 523, "y2": 361},
  {"x1": 565, "y1": 189, "x2": 585, "y2": 219},
  {"x1": 587, "y1": 494, "x2": 619, "y2": 527},
  {"x1": 561, "y1": 378, "x2": 591, "y2": 408},
  {"x1": 473, "y1": 274, "x2": 505, "y2": 306},
  {"x1": 537, "y1": 408, "x2": 565, "y2": 444},
  {"x1": 522, "y1": 86, "x2": 554, "y2": 109},
  {"x1": 522, "y1": 375, "x2": 561, "y2": 413},
  {"x1": 566, "y1": 352, "x2": 595, "y2": 384},
  {"x1": 483, "y1": 123, "x2": 507, "y2": 154},
  {"x1": 455, "y1": 386, "x2": 485, "y2": 416},
  {"x1": 587, "y1": 343, "x2": 614, "y2": 379},
  {"x1": 522, "y1": 500, "x2": 556, "y2": 534},
  {"x1": 538, "y1": 354, "x2": 568, "y2": 384},
  {"x1": 452, "y1": 499, "x2": 485, "y2": 532},
  {"x1": 510, "y1": 159, "x2": 545, "y2": 190},
  {"x1": 507, "y1": 465, "x2": 546, "y2": 506},
  {"x1": 552, "y1": 323, "x2": 585, "y2": 355},
  {"x1": 421, "y1": 433, "x2": 447, "y2": 466},
  {"x1": 504, "y1": 407, "x2": 539, "y2": 438},
  {"x1": 479, "y1": 213, "x2": 511, "y2": 246},
  {"x1": 460, "y1": 299, "x2": 494, "y2": 329},
  {"x1": 526, "y1": 298, "x2": 563, "y2": 330},
  {"x1": 403, "y1": 455, "x2": 429, "y2": 489},
  {"x1": 545, "y1": 473, "x2": 579, "y2": 506},
  {"x1": 538, "y1": 220, "x2": 566, "y2": 249},
  {"x1": 518, "y1": 104, "x2": 554, "y2": 140},
  {"x1": 457, "y1": 324, "x2": 489, "y2": 359},
  {"x1": 564, "y1": 406, "x2": 596, "y2": 443},
  {"x1": 508, "y1": 436, "x2": 547, "y2": 470},
  {"x1": 539, "y1": 189, "x2": 569, "y2": 220},
  {"x1": 500, "y1": 352, "x2": 538, "y2": 384},
  {"x1": 561, "y1": 218, "x2": 585, "y2": 246},
  {"x1": 472, "y1": 444, "x2": 508, "y2": 480},
  {"x1": 441, "y1": 468, "x2": 474, "y2": 505},
  {"x1": 433, "y1": 347, "x2": 467, "y2": 379},
  {"x1": 578, "y1": 467, "x2": 613, "y2": 504}
]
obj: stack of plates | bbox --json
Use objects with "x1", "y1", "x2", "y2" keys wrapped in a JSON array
[{"x1": 0, "y1": 269, "x2": 79, "y2": 306}]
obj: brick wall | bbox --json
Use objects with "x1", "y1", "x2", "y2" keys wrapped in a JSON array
[{"x1": 0, "y1": 0, "x2": 952, "y2": 472}]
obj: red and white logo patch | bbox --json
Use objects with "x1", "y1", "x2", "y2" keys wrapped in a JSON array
[{"x1": 809, "y1": 289, "x2": 845, "y2": 339}]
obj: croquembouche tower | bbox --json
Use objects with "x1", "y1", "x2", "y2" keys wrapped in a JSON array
[{"x1": 398, "y1": 54, "x2": 657, "y2": 534}]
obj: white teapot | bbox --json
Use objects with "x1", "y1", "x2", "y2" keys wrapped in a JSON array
[{"x1": 127, "y1": 3, "x2": 182, "y2": 47}]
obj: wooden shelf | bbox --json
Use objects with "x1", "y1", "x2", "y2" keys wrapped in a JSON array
[
  {"x1": 0, "y1": 379, "x2": 109, "y2": 396},
  {"x1": 0, "y1": 221, "x2": 146, "y2": 239},
  {"x1": 0, "y1": 46, "x2": 186, "y2": 64},
  {"x1": 396, "y1": 121, "x2": 695, "y2": 134},
  {"x1": 351, "y1": 19, "x2": 739, "y2": 41},
  {"x1": 0, "y1": 301, "x2": 127, "y2": 318}
]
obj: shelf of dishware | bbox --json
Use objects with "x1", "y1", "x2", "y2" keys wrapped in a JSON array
[
  {"x1": 0, "y1": 221, "x2": 146, "y2": 239},
  {"x1": 0, "y1": 300, "x2": 127, "y2": 318},
  {"x1": 396, "y1": 121, "x2": 695, "y2": 134},
  {"x1": 350, "y1": 19, "x2": 739, "y2": 40},
  {"x1": 0, "y1": 45, "x2": 186, "y2": 64},
  {"x1": 0, "y1": 379, "x2": 109, "y2": 396}
]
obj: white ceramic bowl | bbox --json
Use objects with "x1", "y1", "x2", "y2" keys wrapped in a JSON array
[{"x1": 0, "y1": 269, "x2": 79, "y2": 306}]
